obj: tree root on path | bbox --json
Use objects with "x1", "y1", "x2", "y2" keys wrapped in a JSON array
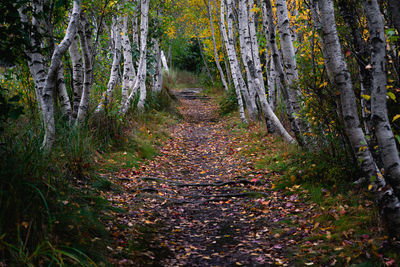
[
  {"x1": 136, "y1": 191, "x2": 269, "y2": 204},
  {"x1": 129, "y1": 177, "x2": 265, "y2": 187}
]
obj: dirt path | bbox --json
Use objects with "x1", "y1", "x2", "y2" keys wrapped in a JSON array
[{"x1": 106, "y1": 90, "x2": 310, "y2": 266}]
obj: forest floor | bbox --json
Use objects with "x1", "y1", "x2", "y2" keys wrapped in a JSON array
[{"x1": 102, "y1": 88, "x2": 398, "y2": 266}]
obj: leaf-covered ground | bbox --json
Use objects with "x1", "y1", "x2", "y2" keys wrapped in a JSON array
[{"x1": 102, "y1": 89, "x2": 398, "y2": 266}]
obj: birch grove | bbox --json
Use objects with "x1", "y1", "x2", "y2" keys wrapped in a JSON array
[{"x1": 6, "y1": 0, "x2": 400, "y2": 240}]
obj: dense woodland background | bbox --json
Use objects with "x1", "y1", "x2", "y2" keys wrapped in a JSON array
[{"x1": 1, "y1": 0, "x2": 400, "y2": 265}]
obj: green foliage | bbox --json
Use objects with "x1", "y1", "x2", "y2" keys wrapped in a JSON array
[
  {"x1": 219, "y1": 88, "x2": 238, "y2": 116},
  {"x1": 0, "y1": 1, "x2": 32, "y2": 66},
  {"x1": 171, "y1": 37, "x2": 203, "y2": 73},
  {"x1": 0, "y1": 120, "x2": 110, "y2": 265},
  {"x1": 90, "y1": 109, "x2": 125, "y2": 152},
  {"x1": 146, "y1": 84, "x2": 178, "y2": 114}
]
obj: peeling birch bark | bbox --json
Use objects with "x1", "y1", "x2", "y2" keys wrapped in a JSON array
[
  {"x1": 226, "y1": 0, "x2": 257, "y2": 121},
  {"x1": 220, "y1": 0, "x2": 247, "y2": 123},
  {"x1": 69, "y1": 34, "x2": 83, "y2": 120},
  {"x1": 318, "y1": 0, "x2": 400, "y2": 238},
  {"x1": 95, "y1": 16, "x2": 122, "y2": 113},
  {"x1": 362, "y1": 0, "x2": 400, "y2": 197},
  {"x1": 121, "y1": 14, "x2": 136, "y2": 104},
  {"x1": 120, "y1": 0, "x2": 149, "y2": 114},
  {"x1": 161, "y1": 50, "x2": 169, "y2": 73},
  {"x1": 207, "y1": 0, "x2": 229, "y2": 91},
  {"x1": 137, "y1": 0, "x2": 150, "y2": 111},
  {"x1": 153, "y1": 38, "x2": 163, "y2": 93},
  {"x1": 264, "y1": 0, "x2": 306, "y2": 147},
  {"x1": 56, "y1": 64, "x2": 72, "y2": 119},
  {"x1": 237, "y1": 0, "x2": 259, "y2": 122},
  {"x1": 76, "y1": 13, "x2": 93, "y2": 124}
]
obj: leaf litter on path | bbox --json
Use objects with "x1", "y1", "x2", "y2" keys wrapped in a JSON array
[{"x1": 103, "y1": 90, "x2": 319, "y2": 266}]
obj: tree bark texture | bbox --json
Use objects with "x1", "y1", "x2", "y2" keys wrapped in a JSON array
[
  {"x1": 264, "y1": 0, "x2": 306, "y2": 146},
  {"x1": 95, "y1": 16, "x2": 122, "y2": 113},
  {"x1": 220, "y1": 0, "x2": 248, "y2": 123},
  {"x1": 76, "y1": 13, "x2": 94, "y2": 124},
  {"x1": 207, "y1": 0, "x2": 229, "y2": 91},
  {"x1": 69, "y1": 34, "x2": 83, "y2": 120},
  {"x1": 121, "y1": 14, "x2": 136, "y2": 104},
  {"x1": 318, "y1": 0, "x2": 400, "y2": 238},
  {"x1": 362, "y1": 0, "x2": 400, "y2": 196},
  {"x1": 120, "y1": 0, "x2": 149, "y2": 113}
]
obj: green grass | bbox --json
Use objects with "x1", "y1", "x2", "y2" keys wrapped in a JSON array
[{"x1": 224, "y1": 115, "x2": 400, "y2": 266}]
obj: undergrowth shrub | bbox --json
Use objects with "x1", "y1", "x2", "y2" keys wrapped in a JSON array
[
  {"x1": 219, "y1": 88, "x2": 238, "y2": 116},
  {"x1": 90, "y1": 110, "x2": 125, "y2": 151},
  {"x1": 0, "y1": 122, "x2": 107, "y2": 265},
  {"x1": 146, "y1": 85, "x2": 178, "y2": 114},
  {"x1": 0, "y1": 114, "x2": 117, "y2": 265},
  {"x1": 0, "y1": 68, "x2": 183, "y2": 266}
]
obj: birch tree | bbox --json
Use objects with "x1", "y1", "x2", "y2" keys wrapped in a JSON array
[
  {"x1": 76, "y1": 13, "x2": 94, "y2": 123},
  {"x1": 206, "y1": 0, "x2": 229, "y2": 92},
  {"x1": 69, "y1": 34, "x2": 83, "y2": 120},
  {"x1": 136, "y1": 0, "x2": 150, "y2": 110},
  {"x1": 274, "y1": 0, "x2": 306, "y2": 145},
  {"x1": 317, "y1": 0, "x2": 400, "y2": 237},
  {"x1": 120, "y1": 0, "x2": 150, "y2": 114},
  {"x1": 263, "y1": 0, "x2": 306, "y2": 146},
  {"x1": 236, "y1": 0, "x2": 259, "y2": 122},
  {"x1": 220, "y1": 0, "x2": 247, "y2": 123},
  {"x1": 226, "y1": 0, "x2": 257, "y2": 121},
  {"x1": 56, "y1": 65, "x2": 72, "y2": 120},
  {"x1": 95, "y1": 16, "x2": 122, "y2": 113},
  {"x1": 20, "y1": 0, "x2": 81, "y2": 149},
  {"x1": 239, "y1": 0, "x2": 294, "y2": 143},
  {"x1": 152, "y1": 38, "x2": 163, "y2": 93},
  {"x1": 121, "y1": 14, "x2": 136, "y2": 104},
  {"x1": 362, "y1": 0, "x2": 400, "y2": 196}
]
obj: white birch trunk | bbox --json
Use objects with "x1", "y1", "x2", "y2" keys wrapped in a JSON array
[
  {"x1": 248, "y1": 0, "x2": 265, "y2": 90},
  {"x1": 121, "y1": 14, "x2": 136, "y2": 104},
  {"x1": 239, "y1": 0, "x2": 294, "y2": 142},
  {"x1": 226, "y1": 0, "x2": 257, "y2": 121},
  {"x1": 212, "y1": 0, "x2": 233, "y2": 88},
  {"x1": 318, "y1": 0, "x2": 400, "y2": 238},
  {"x1": 41, "y1": 0, "x2": 81, "y2": 149},
  {"x1": 261, "y1": 1, "x2": 278, "y2": 109},
  {"x1": 153, "y1": 38, "x2": 163, "y2": 93},
  {"x1": 237, "y1": 0, "x2": 259, "y2": 122},
  {"x1": 264, "y1": 0, "x2": 306, "y2": 146},
  {"x1": 132, "y1": 13, "x2": 139, "y2": 49},
  {"x1": 161, "y1": 50, "x2": 169, "y2": 73},
  {"x1": 275, "y1": 0, "x2": 300, "y2": 99},
  {"x1": 267, "y1": 56, "x2": 278, "y2": 109},
  {"x1": 207, "y1": 0, "x2": 229, "y2": 92},
  {"x1": 220, "y1": 0, "x2": 247, "y2": 123},
  {"x1": 95, "y1": 16, "x2": 122, "y2": 112},
  {"x1": 69, "y1": 34, "x2": 83, "y2": 120},
  {"x1": 363, "y1": 0, "x2": 400, "y2": 196},
  {"x1": 19, "y1": 5, "x2": 45, "y2": 118},
  {"x1": 120, "y1": 0, "x2": 149, "y2": 113},
  {"x1": 76, "y1": 13, "x2": 93, "y2": 124},
  {"x1": 137, "y1": 0, "x2": 150, "y2": 110},
  {"x1": 56, "y1": 64, "x2": 72, "y2": 119}
]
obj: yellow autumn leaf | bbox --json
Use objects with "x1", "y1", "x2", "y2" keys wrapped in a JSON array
[
  {"x1": 361, "y1": 94, "x2": 371, "y2": 100},
  {"x1": 393, "y1": 114, "x2": 400, "y2": 122},
  {"x1": 387, "y1": 92, "x2": 396, "y2": 101}
]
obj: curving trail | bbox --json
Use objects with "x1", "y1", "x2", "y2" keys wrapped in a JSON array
[{"x1": 106, "y1": 89, "x2": 310, "y2": 266}]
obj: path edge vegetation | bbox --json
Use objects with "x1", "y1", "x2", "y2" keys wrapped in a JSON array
[{"x1": 1, "y1": 0, "x2": 400, "y2": 265}]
